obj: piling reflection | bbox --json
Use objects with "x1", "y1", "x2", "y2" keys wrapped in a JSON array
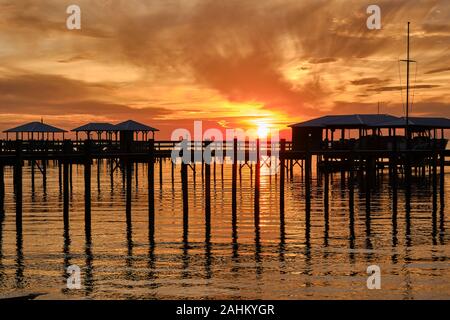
[{"x1": 0, "y1": 157, "x2": 447, "y2": 299}]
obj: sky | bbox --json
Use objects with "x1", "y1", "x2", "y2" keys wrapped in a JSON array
[{"x1": 0, "y1": 0, "x2": 449, "y2": 139}]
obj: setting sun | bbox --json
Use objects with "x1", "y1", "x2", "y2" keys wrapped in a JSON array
[{"x1": 257, "y1": 124, "x2": 270, "y2": 138}]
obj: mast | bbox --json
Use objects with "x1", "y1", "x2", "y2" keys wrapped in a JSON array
[
  {"x1": 401, "y1": 22, "x2": 415, "y2": 141},
  {"x1": 406, "y1": 22, "x2": 410, "y2": 139}
]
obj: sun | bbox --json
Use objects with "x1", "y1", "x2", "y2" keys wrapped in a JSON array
[{"x1": 257, "y1": 123, "x2": 269, "y2": 138}]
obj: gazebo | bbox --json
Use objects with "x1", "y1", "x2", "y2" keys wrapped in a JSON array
[
  {"x1": 72, "y1": 122, "x2": 118, "y2": 141},
  {"x1": 115, "y1": 120, "x2": 159, "y2": 141},
  {"x1": 3, "y1": 121, "x2": 67, "y2": 140}
]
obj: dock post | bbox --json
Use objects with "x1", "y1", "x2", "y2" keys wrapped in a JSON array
[
  {"x1": 232, "y1": 138, "x2": 238, "y2": 217},
  {"x1": 279, "y1": 139, "x2": 286, "y2": 215},
  {"x1": 159, "y1": 158, "x2": 163, "y2": 189},
  {"x1": 324, "y1": 157, "x2": 329, "y2": 222},
  {"x1": 31, "y1": 160, "x2": 35, "y2": 193},
  {"x1": 432, "y1": 147, "x2": 438, "y2": 213},
  {"x1": 135, "y1": 162, "x2": 138, "y2": 189},
  {"x1": 69, "y1": 162, "x2": 73, "y2": 192},
  {"x1": 148, "y1": 139, "x2": 155, "y2": 241},
  {"x1": 110, "y1": 159, "x2": 114, "y2": 191},
  {"x1": 97, "y1": 159, "x2": 101, "y2": 193},
  {"x1": 63, "y1": 141, "x2": 71, "y2": 227},
  {"x1": 348, "y1": 156, "x2": 355, "y2": 239},
  {"x1": 84, "y1": 140, "x2": 92, "y2": 232},
  {"x1": 205, "y1": 141, "x2": 211, "y2": 228},
  {"x1": 181, "y1": 151, "x2": 189, "y2": 240},
  {"x1": 171, "y1": 159, "x2": 175, "y2": 188},
  {"x1": 305, "y1": 151, "x2": 311, "y2": 214},
  {"x1": 0, "y1": 163, "x2": 4, "y2": 217},
  {"x1": 440, "y1": 150, "x2": 445, "y2": 208},
  {"x1": 42, "y1": 159, "x2": 47, "y2": 192},
  {"x1": 14, "y1": 140, "x2": 23, "y2": 227},
  {"x1": 58, "y1": 160, "x2": 62, "y2": 194},
  {"x1": 365, "y1": 156, "x2": 371, "y2": 214},
  {"x1": 254, "y1": 139, "x2": 260, "y2": 207}
]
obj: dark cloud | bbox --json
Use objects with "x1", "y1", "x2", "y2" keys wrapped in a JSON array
[
  {"x1": 368, "y1": 84, "x2": 440, "y2": 92},
  {"x1": 425, "y1": 67, "x2": 450, "y2": 75},
  {"x1": 351, "y1": 78, "x2": 389, "y2": 86}
]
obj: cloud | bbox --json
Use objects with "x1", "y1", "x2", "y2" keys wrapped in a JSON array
[
  {"x1": 425, "y1": 67, "x2": 450, "y2": 75},
  {"x1": 0, "y1": 0, "x2": 450, "y2": 136},
  {"x1": 351, "y1": 78, "x2": 389, "y2": 86},
  {"x1": 367, "y1": 84, "x2": 440, "y2": 92}
]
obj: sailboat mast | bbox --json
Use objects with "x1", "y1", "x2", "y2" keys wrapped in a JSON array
[{"x1": 406, "y1": 21, "x2": 410, "y2": 140}]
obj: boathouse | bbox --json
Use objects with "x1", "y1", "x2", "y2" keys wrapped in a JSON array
[
  {"x1": 3, "y1": 121, "x2": 67, "y2": 140},
  {"x1": 289, "y1": 114, "x2": 450, "y2": 151},
  {"x1": 72, "y1": 122, "x2": 118, "y2": 141}
]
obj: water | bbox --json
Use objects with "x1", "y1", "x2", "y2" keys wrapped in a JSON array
[{"x1": 0, "y1": 160, "x2": 448, "y2": 299}]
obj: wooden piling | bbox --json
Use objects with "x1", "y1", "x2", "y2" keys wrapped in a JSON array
[
  {"x1": 254, "y1": 139, "x2": 260, "y2": 216},
  {"x1": 232, "y1": 138, "x2": 238, "y2": 217},
  {"x1": 63, "y1": 141, "x2": 70, "y2": 224},
  {"x1": 31, "y1": 160, "x2": 35, "y2": 193},
  {"x1": 305, "y1": 152, "x2": 311, "y2": 214},
  {"x1": 159, "y1": 158, "x2": 163, "y2": 189},
  {"x1": 279, "y1": 139, "x2": 286, "y2": 215},
  {"x1": 440, "y1": 150, "x2": 445, "y2": 208},
  {"x1": 58, "y1": 161, "x2": 62, "y2": 194},
  {"x1": 0, "y1": 164, "x2": 4, "y2": 216},
  {"x1": 181, "y1": 157, "x2": 189, "y2": 238},
  {"x1": 432, "y1": 148, "x2": 438, "y2": 213},
  {"x1": 84, "y1": 140, "x2": 92, "y2": 231},
  {"x1": 42, "y1": 159, "x2": 47, "y2": 192},
  {"x1": 14, "y1": 140, "x2": 23, "y2": 226},
  {"x1": 205, "y1": 141, "x2": 211, "y2": 226},
  {"x1": 148, "y1": 139, "x2": 155, "y2": 240}
]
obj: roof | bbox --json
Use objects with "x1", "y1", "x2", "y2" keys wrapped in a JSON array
[
  {"x1": 115, "y1": 120, "x2": 159, "y2": 132},
  {"x1": 3, "y1": 121, "x2": 67, "y2": 133},
  {"x1": 289, "y1": 114, "x2": 399, "y2": 128},
  {"x1": 376, "y1": 117, "x2": 450, "y2": 129},
  {"x1": 72, "y1": 122, "x2": 117, "y2": 132}
]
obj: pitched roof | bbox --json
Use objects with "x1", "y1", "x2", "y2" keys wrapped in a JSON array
[
  {"x1": 115, "y1": 120, "x2": 159, "y2": 132},
  {"x1": 376, "y1": 117, "x2": 450, "y2": 129},
  {"x1": 290, "y1": 114, "x2": 399, "y2": 128},
  {"x1": 3, "y1": 121, "x2": 67, "y2": 133},
  {"x1": 72, "y1": 122, "x2": 117, "y2": 132}
]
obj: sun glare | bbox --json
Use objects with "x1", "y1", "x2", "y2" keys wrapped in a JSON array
[{"x1": 257, "y1": 124, "x2": 269, "y2": 138}]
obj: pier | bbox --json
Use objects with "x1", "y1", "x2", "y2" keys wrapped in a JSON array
[{"x1": 0, "y1": 136, "x2": 447, "y2": 241}]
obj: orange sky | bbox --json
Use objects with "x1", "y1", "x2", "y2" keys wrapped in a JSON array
[{"x1": 0, "y1": 0, "x2": 449, "y2": 139}]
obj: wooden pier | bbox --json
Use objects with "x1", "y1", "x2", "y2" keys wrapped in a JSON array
[{"x1": 0, "y1": 138, "x2": 447, "y2": 241}]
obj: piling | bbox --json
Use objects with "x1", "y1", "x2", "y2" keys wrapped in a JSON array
[
  {"x1": 254, "y1": 139, "x2": 260, "y2": 216},
  {"x1": 305, "y1": 151, "x2": 311, "y2": 214},
  {"x1": 14, "y1": 140, "x2": 23, "y2": 227},
  {"x1": 440, "y1": 150, "x2": 445, "y2": 208},
  {"x1": 181, "y1": 143, "x2": 189, "y2": 238},
  {"x1": 205, "y1": 141, "x2": 211, "y2": 227},
  {"x1": 279, "y1": 139, "x2": 286, "y2": 215},
  {"x1": 84, "y1": 140, "x2": 92, "y2": 231},
  {"x1": 0, "y1": 164, "x2": 4, "y2": 216},
  {"x1": 232, "y1": 138, "x2": 238, "y2": 217},
  {"x1": 63, "y1": 141, "x2": 70, "y2": 224},
  {"x1": 148, "y1": 139, "x2": 155, "y2": 240}
]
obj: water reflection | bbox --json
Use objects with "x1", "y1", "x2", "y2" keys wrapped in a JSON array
[{"x1": 0, "y1": 160, "x2": 448, "y2": 299}]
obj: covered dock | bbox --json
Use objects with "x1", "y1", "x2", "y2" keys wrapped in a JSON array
[
  {"x1": 289, "y1": 114, "x2": 450, "y2": 152},
  {"x1": 72, "y1": 123, "x2": 118, "y2": 141},
  {"x1": 3, "y1": 121, "x2": 67, "y2": 140}
]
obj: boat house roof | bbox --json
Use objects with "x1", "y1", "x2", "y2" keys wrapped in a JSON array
[
  {"x1": 3, "y1": 121, "x2": 67, "y2": 133},
  {"x1": 115, "y1": 120, "x2": 159, "y2": 132},
  {"x1": 72, "y1": 123, "x2": 117, "y2": 132},
  {"x1": 289, "y1": 114, "x2": 399, "y2": 129}
]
